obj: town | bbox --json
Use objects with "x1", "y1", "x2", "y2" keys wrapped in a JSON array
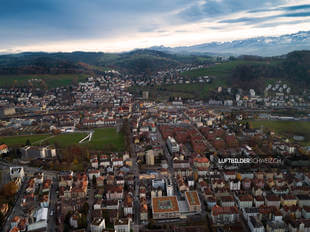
[{"x1": 0, "y1": 70, "x2": 310, "y2": 232}]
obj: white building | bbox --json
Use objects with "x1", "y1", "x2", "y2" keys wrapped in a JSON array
[
  {"x1": 166, "y1": 178, "x2": 174, "y2": 196},
  {"x1": 248, "y1": 216, "x2": 264, "y2": 232},
  {"x1": 229, "y1": 180, "x2": 240, "y2": 191},
  {"x1": 10, "y1": 166, "x2": 25, "y2": 180},
  {"x1": 250, "y1": 89, "x2": 256, "y2": 97},
  {"x1": 114, "y1": 218, "x2": 131, "y2": 232},
  {"x1": 90, "y1": 218, "x2": 106, "y2": 232},
  {"x1": 152, "y1": 179, "x2": 165, "y2": 189},
  {"x1": 167, "y1": 136, "x2": 180, "y2": 154},
  {"x1": 146, "y1": 150, "x2": 155, "y2": 166}
]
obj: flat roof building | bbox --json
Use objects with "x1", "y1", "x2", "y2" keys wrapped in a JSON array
[
  {"x1": 185, "y1": 191, "x2": 201, "y2": 213},
  {"x1": 152, "y1": 196, "x2": 180, "y2": 219}
]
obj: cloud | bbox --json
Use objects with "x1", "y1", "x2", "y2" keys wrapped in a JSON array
[
  {"x1": 0, "y1": 1, "x2": 193, "y2": 46},
  {"x1": 177, "y1": 0, "x2": 284, "y2": 21},
  {"x1": 1, "y1": 0, "x2": 310, "y2": 52},
  {"x1": 249, "y1": 4, "x2": 310, "y2": 13},
  {"x1": 257, "y1": 19, "x2": 310, "y2": 28}
]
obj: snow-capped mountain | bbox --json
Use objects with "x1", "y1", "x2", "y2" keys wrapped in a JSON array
[{"x1": 150, "y1": 31, "x2": 310, "y2": 57}]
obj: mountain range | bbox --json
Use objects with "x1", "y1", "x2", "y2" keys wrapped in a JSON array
[{"x1": 150, "y1": 31, "x2": 310, "y2": 57}]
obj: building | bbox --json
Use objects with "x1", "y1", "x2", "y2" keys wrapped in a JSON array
[
  {"x1": 248, "y1": 216, "x2": 264, "y2": 232},
  {"x1": 166, "y1": 178, "x2": 174, "y2": 196},
  {"x1": 10, "y1": 167, "x2": 25, "y2": 180},
  {"x1": 20, "y1": 146, "x2": 56, "y2": 160},
  {"x1": 266, "y1": 220, "x2": 286, "y2": 232},
  {"x1": 193, "y1": 157, "x2": 210, "y2": 169},
  {"x1": 185, "y1": 191, "x2": 201, "y2": 213},
  {"x1": 297, "y1": 195, "x2": 310, "y2": 207},
  {"x1": 152, "y1": 179, "x2": 165, "y2": 189},
  {"x1": 167, "y1": 136, "x2": 180, "y2": 154},
  {"x1": 152, "y1": 196, "x2": 180, "y2": 219},
  {"x1": 265, "y1": 195, "x2": 280, "y2": 208},
  {"x1": 281, "y1": 195, "x2": 297, "y2": 207},
  {"x1": 90, "y1": 218, "x2": 106, "y2": 232},
  {"x1": 221, "y1": 196, "x2": 235, "y2": 207},
  {"x1": 211, "y1": 205, "x2": 239, "y2": 224},
  {"x1": 114, "y1": 218, "x2": 131, "y2": 232},
  {"x1": 0, "y1": 107, "x2": 16, "y2": 116},
  {"x1": 146, "y1": 150, "x2": 155, "y2": 166},
  {"x1": 238, "y1": 195, "x2": 253, "y2": 208},
  {"x1": 140, "y1": 198, "x2": 148, "y2": 221},
  {"x1": 230, "y1": 179, "x2": 241, "y2": 191},
  {"x1": 142, "y1": 91, "x2": 149, "y2": 99},
  {"x1": 0, "y1": 144, "x2": 8, "y2": 155}
]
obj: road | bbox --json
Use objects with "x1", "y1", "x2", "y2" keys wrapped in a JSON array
[
  {"x1": 87, "y1": 182, "x2": 95, "y2": 232},
  {"x1": 47, "y1": 178, "x2": 58, "y2": 232},
  {"x1": 3, "y1": 176, "x2": 28, "y2": 232},
  {"x1": 129, "y1": 117, "x2": 141, "y2": 232},
  {"x1": 0, "y1": 160, "x2": 59, "y2": 179},
  {"x1": 0, "y1": 159, "x2": 62, "y2": 232}
]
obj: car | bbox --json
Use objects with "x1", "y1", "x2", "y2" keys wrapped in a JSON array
[{"x1": 50, "y1": 210, "x2": 54, "y2": 216}]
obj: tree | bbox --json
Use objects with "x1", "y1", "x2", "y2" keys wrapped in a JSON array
[
  {"x1": 145, "y1": 145, "x2": 152, "y2": 151},
  {"x1": 25, "y1": 139, "x2": 31, "y2": 146},
  {"x1": 92, "y1": 175, "x2": 97, "y2": 186},
  {"x1": 78, "y1": 214, "x2": 87, "y2": 228},
  {"x1": 0, "y1": 211, "x2": 5, "y2": 226},
  {"x1": 245, "y1": 122, "x2": 250, "y2": 130},
  {"x1": 1, "y1": 182, "x2": 18, "y2": 197},
  {"x1": 80, "y1": 202, "x2": 89, "y2": 215}
]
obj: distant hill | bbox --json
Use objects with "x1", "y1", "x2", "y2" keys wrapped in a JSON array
[
  {"x1": 0, "y1": 49, "x2": 212, "y2": 76},
  {"x1": 230, "y1": 50, "x2": 310, "y2": 90},
  {"x1": 129, "y1": 50, "x2": 310, "y2": 100},
  {"x1": 150, "y1": 31, "x2": 310, "y2": 57},
  {"x1": 0, "y1": 48, "x2": 309, "y2": 92}
]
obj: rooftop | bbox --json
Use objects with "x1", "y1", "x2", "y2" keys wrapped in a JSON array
[
  {"x1": 152, "y1": 196, "x2": 179, "y2": 213},
  {"x1": 185, "y1": 191, "x2": 201, "y2": 206}
]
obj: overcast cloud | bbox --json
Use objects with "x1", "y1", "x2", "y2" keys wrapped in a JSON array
[{"x1": 1, "y1": 0, "x2": 310, "y2": 52}]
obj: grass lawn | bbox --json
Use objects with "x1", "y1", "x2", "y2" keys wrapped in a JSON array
[
  {"x1": 0, "y1": 128, "x2": 125, "y2": 152},
  {"x1": 250, "y1": 120, "x2": 310, "y2": 146},
  {"x1": 0, "y1": 74, "x2": 88, "y2": 88},
  {"x1": 85, "y1": 128, "x2": 125, "y2": 151},
  {"x1": 46, "y1": 132, "x2": 87, "y2": 147},
  {"x1": 0, "y1": 134, "x2": 50, "y2": 147}
]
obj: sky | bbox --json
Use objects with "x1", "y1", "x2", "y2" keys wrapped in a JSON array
[{"x1": 1, "y1": 0, "x2": 310, "y2": 53}]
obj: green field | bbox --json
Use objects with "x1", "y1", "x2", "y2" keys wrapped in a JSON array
[
  {"x1": 86, "y1": 128, "x2": 125, "y2": 151},
  {"x1": 43, "y1": 128, "x2": 124, "y2": 151},
  {"x1": 45, "y1": 128, "x2": 125, "y2": 151},
  {"x1": 0, "y1": 134, "x2": 50, "y2": 147},
  {"x1": 45, "y1": 132, "x2": 87, "y2": 147},
  {"x1": 0, "y1": 127, "x2": 125, "y2": 151},
  {"x1": 0, "y1": 74, "x2": 88, "y2": 88},
  {"x1": 250, "y1": 120, "x2": 310, "y2": 146}
]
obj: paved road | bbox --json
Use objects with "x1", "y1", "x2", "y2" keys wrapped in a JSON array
[
  {"x1": 3, "y1": 176, "x2": 28, "y2": 232},
  {"x1": 47, "y1": 178, "x2": 58, "y2": 232},
  {"x1": 0, "y1": 159, "x2": 62, "y2": 232},
  {"x1": 128, "y1": 116, "x2": 141, "y2": 232},
  {"x1": 87, "y1": 180, "x2": 95, "y2": 231}
]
